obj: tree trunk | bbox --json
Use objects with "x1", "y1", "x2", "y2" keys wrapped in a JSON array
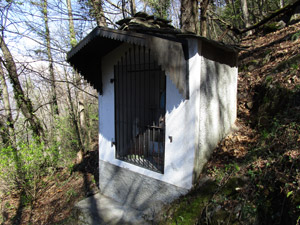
[
  {"x1": 64, "y1": 68, "x2": 84, "y2": 152},
  {"x1": 258, "y1": 0, "x2": 267, "y2": 17},
  {"x1": 180, "y1": 0, "x2": 199, "y2": 34},
  {"x1": 280, "y1": 0, "x2": 285, "y2": 8},
  {"x1": 0, "y1": 120, "x2": 9, "y2": 146},
  {"x1": 130, "y1": 0, "x2": 136, "y2": 16},
  {"x1": 200, "y1": 0, "x2": 210, "y2": 37},
  {"x1": 0, "y1": 60, "x2": 15, "y2": 146},
  {"x1": 66, "y1": 0, "x2": 85, "y2": 153},
  {"x1": 0, "y1": 35, "x2": 44, "y2": 139},
  {"x1": 42, "y1": 0, "x2": 59, "y2": 116},
  {"x1": 122, "y1": 0, "x2": 126, "y2": 18},
  {"x1": 231, "y1": 0, "x2": 236, "y2": 16},
  {"x1": 66, "y1": 0, "x2": 77, "y2": 48},
  {"x1": 250, "y1": 0, "x2": 257, "y2": 24},
  {"x1": 91, "y1": 0, "x2": 107, "y2": 27},
  {"x1": 241, "y1": 0, "x2": 252, "y2": 35}
]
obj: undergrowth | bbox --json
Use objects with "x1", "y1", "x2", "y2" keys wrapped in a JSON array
[
  {"x1": 159, "y1": 23, "x2": 300, "y2": 224},
  {"x1": 160, "y1": 88, "x2": 300, "y2": 224}
]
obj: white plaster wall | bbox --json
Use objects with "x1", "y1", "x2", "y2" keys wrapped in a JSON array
[
  {"x1": 164, "y1": 38, "x2": 201, "y2": 189},
  {"x1": 99, "y1": 42, "x2": 201, "y2": 190},
  {"x1": 194, "y1": 55, "x2": 238, "y2": 178}
]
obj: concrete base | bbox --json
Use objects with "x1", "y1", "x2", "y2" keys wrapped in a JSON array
[
  {"x1": 99, "y1": 160, "x2": 188, "y2": 213},
  {"x1": 73, "y1": 160, "x2": 189, "y2": 224},
  {"x1": 73, "y1": 193, "x2": 149, "y2": 225}
]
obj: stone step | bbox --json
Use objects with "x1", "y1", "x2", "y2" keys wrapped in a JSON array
[{"x1": 73, "y1": 193, "x2": 150, "y2": 225}]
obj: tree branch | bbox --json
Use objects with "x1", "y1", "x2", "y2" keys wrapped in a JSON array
[
  {"x1": 211, "y1": 0, "x2": 300, "y2": 35},
  {"x1": 25, "y1": 66, "x2": 98, "y2": 99}
]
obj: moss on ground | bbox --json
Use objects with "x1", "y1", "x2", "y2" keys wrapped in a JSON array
[{"x1": 160, "y1": 178, "x2": 248, "y2": 225}]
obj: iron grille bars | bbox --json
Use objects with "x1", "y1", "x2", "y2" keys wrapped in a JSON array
[{"x1": 114, "y1": 45, "x2": 166, "y2": 173}]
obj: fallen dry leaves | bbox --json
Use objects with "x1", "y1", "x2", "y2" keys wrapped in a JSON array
[{"x1": 0, "y1": 150, "x2": 99, "y2": 225}]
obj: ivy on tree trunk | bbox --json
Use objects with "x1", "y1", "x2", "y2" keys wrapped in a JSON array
[{"x1": 0, "y1": 35, "x2": 44, "y2": 139}]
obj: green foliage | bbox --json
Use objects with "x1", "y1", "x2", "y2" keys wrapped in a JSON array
[
  {"x1": 162, "y1": 178, "x2": 247, "y2": 225},
  {"x1": 265, "y1": 75, "x2": 273, "y2": 83},
  {"x1": 0, "y1": 145, "x2": 15, "y2": 188},
  {"x1": 146, "y1": 0, "x2": 170, "y2": 19},
  {"x1": 70, "y1": 38, "x2": 77, "y2": 47},
  {"x1": 77, "y1": 0, "x2": 106, "y2": 23},
  {"x1": 218, "y1": 0, "x2": 243, "y2": 29},
  {"x1": 291, "y1": 31, "x2": 300, "y2": 41},
  {"x1": 209, "y1": 162, "x2": 240, "y2": 183},
  {"x1": 291, "y1": 63, "x2": 299, "y2": 70},
  {"x1": 66, "y1": 188, "x2": 78, "y2": 202},
  {"x1": 163, "y1": 81, "x2": 300, "y2": 223},
  {"x1": 247, "y1": 88, "x2": 300, "y2": 223},
  {"x1": 263, "y1": 22, "x2": 280, "y2": 33},
  {"x1": 0, "y1": 94, "x2": 98, "y2": 205},
  {"x1": 54, "y1": 113, "x2": 80, "y2": 162},
  {"x1": 239, "y1": 64, "x2": 248, "y2": 72},
  {"x1": 163, "y1": 180, "x2": 218, "y2": 225},
  {"x1": 0, "y1": 138, "x2": 59, "y2": 198},
  {"x1": 214, "y1": 0, "x2": 295, "y2": 40}
]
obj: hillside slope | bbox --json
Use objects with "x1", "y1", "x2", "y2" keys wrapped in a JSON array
[
  {"x1": 159, "y1": 22, "x2": 300, "y2": 225},
  {"x1": 1, "y1": 21, "x2": 299, "y2": 225}
]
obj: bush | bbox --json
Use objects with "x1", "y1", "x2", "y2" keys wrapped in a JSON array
[
  {"x1": 0, "y1": 138, "x2": 59, "y2": 198},
  {"x1": 54, "y1": 114, "x2": 79, "y2": 166}
]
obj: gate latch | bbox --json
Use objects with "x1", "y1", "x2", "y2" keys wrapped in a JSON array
[{"x1": 111, "y1": 139, "x2": 115, "y2": 147}]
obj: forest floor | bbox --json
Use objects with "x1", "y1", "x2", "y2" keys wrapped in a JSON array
[
  {"x1": 158, "y1": 21, "x2": 300, "y2": 224},
  {"x1": 1, "y1": 21, "x2": 300, "y2": 225},
  {"x1": 0, "y1": 147, "x2": 100, "y2": 225}
]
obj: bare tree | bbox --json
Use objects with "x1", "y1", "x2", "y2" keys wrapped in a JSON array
[
  {"x1": 0, "y1": 35, "x2": 44, "y2": 139},
  {"x1": 41, "y1": 0, "x2": 59, "y2": 116},
  {"x1": 64, "y1": 67, "x2": 84, "y2": 152},
  {"x1": 66, "y1": 0, "x2": 86, "y2": 157}
]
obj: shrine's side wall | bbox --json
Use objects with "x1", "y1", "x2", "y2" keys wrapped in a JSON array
[{"x1": 193, "y1": 40, "x2": 238, "y2": 183}]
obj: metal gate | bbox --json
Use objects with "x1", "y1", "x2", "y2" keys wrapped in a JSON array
[{"x1": 114, "y1": 45, "x2": 166, "y2": 173}]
